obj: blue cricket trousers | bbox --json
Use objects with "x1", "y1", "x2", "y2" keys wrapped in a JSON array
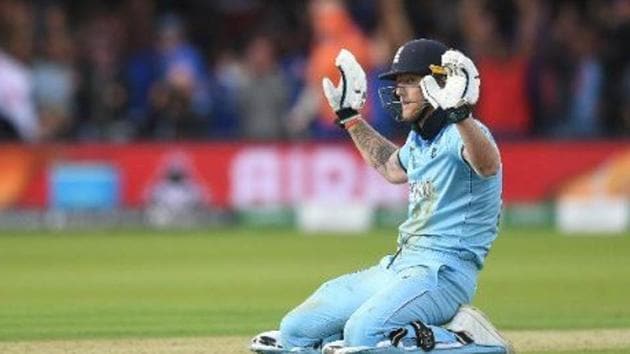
[{"x1": 279, "y1": 246, "x2": 479, "y2": 349}]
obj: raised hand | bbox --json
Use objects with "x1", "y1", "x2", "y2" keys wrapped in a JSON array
[{"x1": 322, "y1": 49, "x2": 367, "y2": 128}]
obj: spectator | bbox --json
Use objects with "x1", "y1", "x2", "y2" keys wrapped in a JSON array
[
  {"x1": 0, "y1": 49, "x2": 38, "y2": 142},
  {"x1": 74, "y1": 11, "x2": 129, "y2": 141},
  {"x1": 564, "y1": 20, "x2": 604, "y2": 137},
  {"x1": 122, "y1": 0, "x2": 159, "y2": 135},
  {"x1": 208, "y1": 49, "x2": 243, "y2": 139},
  {"x1": 236, "y1": 34, "x2": 290, "y2": 140},
  {"x1": 287, "y1": 0, "x2": 371, "y2": 139},
  {"x1": 365, "y1": 0, "x2": 414, "y2": 140},
  {"x1": 31, "y1": 5, "x2": 76, "y2": 141},
  {"x1": 0, "y1": 0, "x2": 627, "y2": 141},
  {"x1": 599, "y1": 0, "x2": 630, "y2": 136},
  {"x1": 623, "y1": 66, "x2": 630, "y2": 134},
  {"x1": 0, "y1": 0, "x2": 38, "y2": 142},
  {"x1": 459, "y1": 0, "x2": 538, "y2": 138},
  {"x1": 142, "y1": 14, "x2": 211, "y2": 140}
]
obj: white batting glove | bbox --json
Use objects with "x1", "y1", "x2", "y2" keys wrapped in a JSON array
[
  {"x1": 322, "y1": 49, "x2": 367, "y2": 128},
  {"x1": 420, "y1": 50, "x2": 480, "y2": 110}
]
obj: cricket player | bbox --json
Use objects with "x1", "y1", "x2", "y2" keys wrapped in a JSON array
[{"x1": 251, "y1": 38, "x2": 512, "y2": 354}]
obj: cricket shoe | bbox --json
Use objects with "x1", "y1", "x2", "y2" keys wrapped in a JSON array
[
  {"x1": 445, "y1": 306, "x2": 514, "y2": 353},
  {"x1": 251, "y1": 331, "x2": 321, "y2": 354},
  {"x1": 321, "y1": 340, "x2": 344, "y2": 354},
  {"x1": 251, "y1": 330, "x2": 285, "y2": 353}
]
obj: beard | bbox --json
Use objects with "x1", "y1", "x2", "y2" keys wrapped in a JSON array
[{"x1": 412, "y1": 100, "x2": 434, "y2": 127}]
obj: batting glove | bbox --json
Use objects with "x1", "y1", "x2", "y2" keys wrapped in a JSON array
[
  {"x1": 420, "y1": 50, "x2": 480, "y2": 123},
  {"x1": 322, "y1": 49, "x2": 367, "y2": 128}
]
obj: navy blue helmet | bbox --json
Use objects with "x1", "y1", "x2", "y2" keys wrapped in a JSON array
[
  {"x1": 378, "y1": 39, "x2": 448, "y2": 80},
  {"x1": 378, "y1": 39, "x2": 448, "y2": 121}
]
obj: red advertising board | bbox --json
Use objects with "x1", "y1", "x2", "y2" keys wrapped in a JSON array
[{"x1": 1, "y1": 141, "x2": 628, "y2": 209}]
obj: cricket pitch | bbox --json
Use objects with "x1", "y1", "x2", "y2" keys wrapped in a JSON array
[{"x1": 1, "y1": 329, "x2": 629, "y2": 353}]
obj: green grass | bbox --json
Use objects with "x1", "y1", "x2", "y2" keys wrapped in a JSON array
[
  {"x1": 0, "y1": 227, "x2": 629, "y2": 342},
  {"x1": 529, "y1": 351, "x2": 630, "y2": 354}
]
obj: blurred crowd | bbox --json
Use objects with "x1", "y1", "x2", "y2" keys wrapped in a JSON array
[{"x1": 0, "y1": 0, "x2": 628, "y2": 143}]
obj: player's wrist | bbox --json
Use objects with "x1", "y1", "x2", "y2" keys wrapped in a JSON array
[
  {"x1": 343, "y1": 116, "x2": 363, "y2": 131},
  {"x1": 445, "y1": 105, "x2": 472, "y2": 124},
  {"x1": 335, "y1": 109, "x2": 361, "y2": 129}
]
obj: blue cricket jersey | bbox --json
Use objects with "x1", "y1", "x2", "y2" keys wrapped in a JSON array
[{"x1": 397, "y1": 119, "x2": 502, "y2": 269}]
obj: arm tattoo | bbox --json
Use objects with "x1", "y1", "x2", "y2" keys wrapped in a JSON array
[{"x1": 348, "y1": 120, "x2": 398, "y2": 170}]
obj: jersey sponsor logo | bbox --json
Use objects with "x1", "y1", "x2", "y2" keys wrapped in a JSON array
[
  {"x1": 406, "y1": 179, "x2": 438, "y2": 231},
  {"x1": 409, "y1": 180, "x2": 436, "y2": 203}
]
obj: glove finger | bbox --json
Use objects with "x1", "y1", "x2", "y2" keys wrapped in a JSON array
[
  {"x1": 337, "y1": 48, "x2": 366, "y2": 77},
  {"x1": 442, "y1": 50, "x2": 462, "y2": 66},
  {"x1": 463, "y1": 75, "x2": 480, "y2": 105},
  {"x1": 335, "y1": 48, "x2": 367, "y2": 111},
  {"x1": 335, "y1": 48, "x2": 356, "y2": 67},
  {"x1": 443, "y1": 50, "x2": 479, "y2": 105},
  {"x1": 444, "y1": 50, "x2": 478, "y2": 79},
  {"x1": 459, "y1": 55, "x2": 479, "y2": 77},
  {"x1": 457, "y1": 57, "x2": 479, "y2": 105},
  {"x1": 444, "y1": 50, "x2": 473, "y2": 77},
  {"x1": 357, "y1": 69, "x2": 367, "y2": 91},
  {"x1": 420, "y1": 76, "x2": 441, "y2": 109},
  {"x1": 465, "y1": 85, "x2": 479, "y2": 105},
  {"x1": 322, "y1": 77, "x2": 340, "y2": 109}
]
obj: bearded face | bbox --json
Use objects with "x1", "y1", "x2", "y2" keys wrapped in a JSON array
[{"x1": 394, "y1": 74, "x2": 436, "y2": 126}]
